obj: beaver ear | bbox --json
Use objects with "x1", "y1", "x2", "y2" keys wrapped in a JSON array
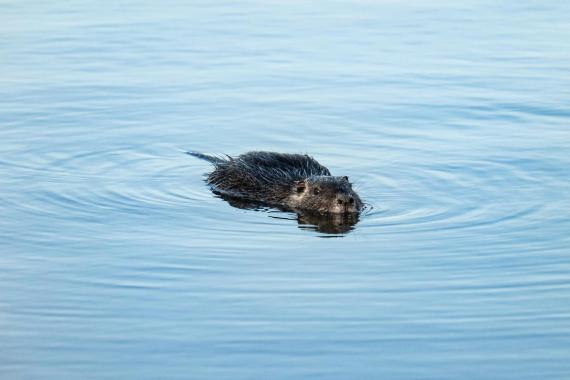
[
  {"x1": 342, "y1": 176, "x2": 349, "y2": 182},
  {"x1": 295, "y1": 180, "x2": 306, "y2": 193}
]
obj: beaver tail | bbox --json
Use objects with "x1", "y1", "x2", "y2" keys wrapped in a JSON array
[{"x1": 186, "y1": 151, "x2": 227, "y2": 164}]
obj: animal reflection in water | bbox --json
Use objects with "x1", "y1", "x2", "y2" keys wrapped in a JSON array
[{"x1": 219, "y1": 194, "x2": 360, "y2": 234}]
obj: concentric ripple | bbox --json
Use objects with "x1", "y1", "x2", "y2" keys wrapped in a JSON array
[
  {"x1": 2, "y1": 142, "x2": 566, "y2": 242},
  {"x1": 359, "y1": 157, "x2": 552, "y2": 235},
  {"x1": 6, "y1": 147, "x2": 209, "y2": 215}
]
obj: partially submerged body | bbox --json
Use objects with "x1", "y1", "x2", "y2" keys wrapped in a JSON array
[{"x1": 190, "y1": 151, "x2": 363, "y2": 214}]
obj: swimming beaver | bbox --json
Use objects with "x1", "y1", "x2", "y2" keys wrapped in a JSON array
[{"x1": 189, "y1": 151, "x2": 363, "y2": 214}]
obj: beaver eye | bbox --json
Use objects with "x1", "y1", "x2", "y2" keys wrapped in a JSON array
[{"x1": 313, "y1": 188, "x2": 321, "y2": 195}]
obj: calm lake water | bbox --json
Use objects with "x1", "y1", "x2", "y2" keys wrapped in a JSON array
[{"x1": 2, "y1": 0, "x2": 570, "y2": 379}]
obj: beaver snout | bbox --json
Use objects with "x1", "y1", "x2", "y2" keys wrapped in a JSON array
[{"x1": 334, "y1": 193, "x2": 361, "y2": 213}]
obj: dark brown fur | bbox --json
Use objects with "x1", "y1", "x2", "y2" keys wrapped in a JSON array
[{"x1": 189, "y1": 151, "x2": 363, "y2": 214}]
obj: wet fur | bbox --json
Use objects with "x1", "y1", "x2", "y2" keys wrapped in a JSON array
[{"x1": 189, "y1": 151, "x2": 362, "y2": 213}]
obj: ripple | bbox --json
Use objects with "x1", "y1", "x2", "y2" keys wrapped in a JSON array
[
  {"x1": 2, "y1": 140, "x2": 564, "y2": 244},
  {"x1": 19, "y1": 149, "x2": 560, "y2": 239},
  {"x1": 0, "y1": 146, "x2": 222, "y2": 247},
  {"x1": 357, "y1": 157, "x2": 557, "y2": 237}
]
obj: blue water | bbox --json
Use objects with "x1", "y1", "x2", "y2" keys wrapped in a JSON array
[{"x1": 2, "y1": 1, "x2": 570, "y2": 379}]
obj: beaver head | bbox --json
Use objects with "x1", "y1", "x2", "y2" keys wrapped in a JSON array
[{"x1": 288, "y1": 175, "x2": 363, "y2": 214}]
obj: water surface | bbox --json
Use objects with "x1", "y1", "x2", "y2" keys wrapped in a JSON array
[{"x1": 1, "y1": 1, "x2": 570, "y2": 379}]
